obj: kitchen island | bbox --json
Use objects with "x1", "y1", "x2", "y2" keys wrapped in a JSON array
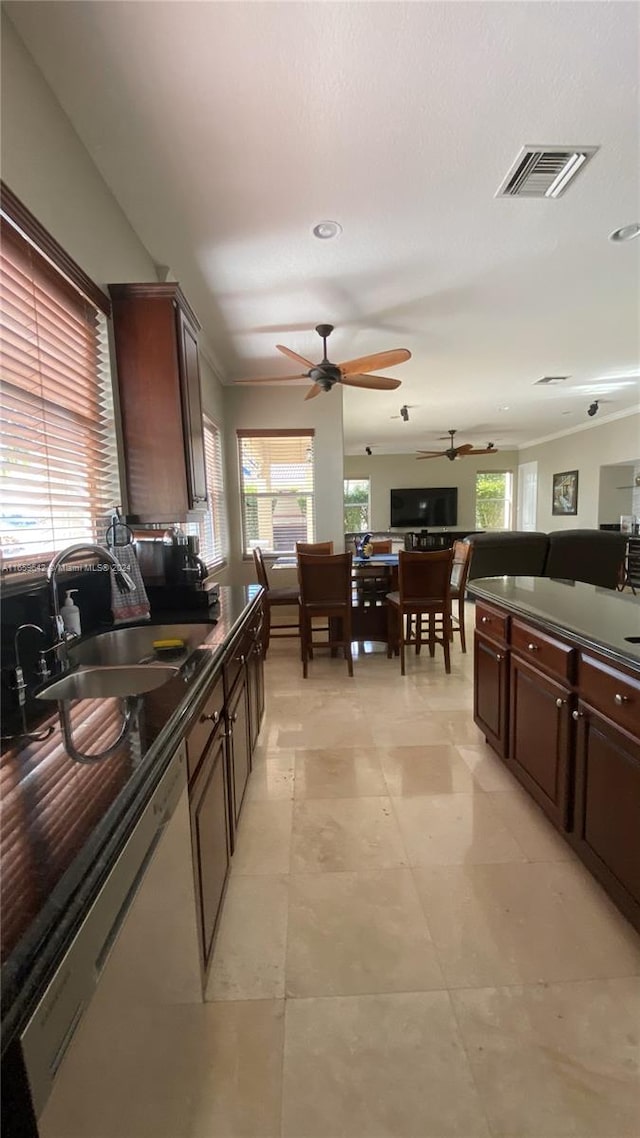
[
  {"x1": 0, "y1": 585, "x2": 264, "y2": 1135},
  {"x1": 468, "y1": 576, "x2": 640, "y2": 932}
]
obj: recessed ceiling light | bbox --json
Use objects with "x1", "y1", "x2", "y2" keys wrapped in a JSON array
[
  {"x1": 497, "y1": 405, "x2": 510, "y2": 411},
  {"x1": 312, "y1": 220, "x2": 342, "y2": 240},
  {"x1": 608, "y1": 223, "x2": 640, "y2": 242}
]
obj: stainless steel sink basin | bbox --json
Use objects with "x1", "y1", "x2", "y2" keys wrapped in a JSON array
[
  {"x1": 67, "y1": 623, "x2": 216, "y2": 668},
  {"x1": 36, "y1": 664, "x2": 180, "y2": 702}
]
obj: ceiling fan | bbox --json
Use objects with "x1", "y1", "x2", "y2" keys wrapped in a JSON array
[
  {"x1": 234, "y1": 324, "x2": 411, "y2": 400},
  {"x1": 417, "y1": 430, "x2": 498, "y2": 461}
]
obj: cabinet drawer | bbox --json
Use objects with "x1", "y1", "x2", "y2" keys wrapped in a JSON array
[
  {"x1": 186, "y1": 672, "x2": 225, "y2": 782},
  {"x1": 475, "y1": 603, "x2": 509, "y2": 644},
  {"x1": 579, "y1": 654, "x2": 640, "y2": 737},
  {"x1": 511, "y1": 619, "x2": 575, "y2": 683},
  {"x1": 224, "y1": 630, "x2": 251, "y2": 697}
]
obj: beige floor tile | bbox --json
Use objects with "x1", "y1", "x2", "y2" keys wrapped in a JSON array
[
  {"x1": 286, "y1": 869, "x2": 443, "y2": 997},
  {"x1": 205, "y1": 875, "x2": 288, "y2": 1000},
  {"x1": 413, "y1": 861, "x2": 640, "y2": 988},
  {"x1": 231, "y1": 799, "x2": 292, "y2": 875},
  {"x1": 429, "y1": 709, "x2": 487, "y2": 743},
  {"x1": 245, "y1": 752, "x2": 294, "y2": 800},
  {"x1": 451, "y1": 978, "x2": 640, "y2": 1137},
  {"x1": 188, "y1": 1000, "x2": 285, "y2": 1138},
  {"x1": 294, "y1": 747, "x2": 387, "y2": 798},
  {"x1": 380, "y1": 743, "x2": 479, "y2": 796},
  {"x1": 281, "y1": 991, "x2": 490, "y2": 1138},
  {"x1": 392, "y1": 792, "x2": 527, "y2": 866},
  {"x1": 291, "y1": 796, "x2": 408, "y2": 873},
  {"x1": 456, "y1": 742, "x2": 520, "y2": 791},
  {"x1": 486, "y1": 785, "x2": 576, "y2": 861},
  {"x1": 362, "y1": 713, "x2": 454, "y2": 746}
]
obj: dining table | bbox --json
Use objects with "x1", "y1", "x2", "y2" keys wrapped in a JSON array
[{"x1": 271, "y1": 552, "x2": 399, "y2": 643}]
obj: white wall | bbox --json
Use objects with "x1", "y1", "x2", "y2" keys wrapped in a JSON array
[
  {"x1": 344, "y1": 450, "x2": 520, "y2": 532},
  {"x1": 223, "y1": 385, "x2": 344, "y2": 585},
  {"x1": 598, "y1": 466, "x2": 634, "y2": 526},
  {"x1": 519, "y1": 411, "x2": 640, "y2": 531},
  {"x1": 1, "y1": 13, "x2": 156, "y2": 288}
]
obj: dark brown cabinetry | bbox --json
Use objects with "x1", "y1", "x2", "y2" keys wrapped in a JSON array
[
  {"x1": 109, "y1": 283, "x2": 207, "y2": 522},
  {"x1": 189, "y1": 730, "x2": 230, "y2": 972},
  {"x1": 226, "y1": 673, "x2": 251, "y2": 840},
  {"x1": 508, "y1": 619, "x2": 575, "y2": 829},
  {"x1": 473, "y1": 603, "x2": 509, "y2": 756}
]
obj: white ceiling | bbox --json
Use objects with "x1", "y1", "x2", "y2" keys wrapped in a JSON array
[{"x1": 6, "y1": 0, "x2": 640, "y2": 455}]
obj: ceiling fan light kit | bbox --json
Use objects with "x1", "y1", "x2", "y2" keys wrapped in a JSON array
[
  {"x1": 237, "y1": 324, "x2": 411, "y2": 400},
  {"x1": 417, "y1": 429, "x2": 498, "y2": 461}
]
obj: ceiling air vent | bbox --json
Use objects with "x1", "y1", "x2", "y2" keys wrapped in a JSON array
[
  {"x1": 496, "y1": 146, "x2": 598, "y2": 198},
  {"x1": 535, "y1": 376, "x2": 569, "y2": 386}
]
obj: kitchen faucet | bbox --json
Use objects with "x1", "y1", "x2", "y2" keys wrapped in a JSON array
[{"x1": 47, "y1": 542, "x2": 135, "y2": 663}]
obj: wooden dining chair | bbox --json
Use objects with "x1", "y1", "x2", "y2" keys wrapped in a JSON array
[
  {"x1": 295, "y1": 541, "x2": 334, "y2": 555},
  {"x1": 297, "y1": 552, "x2": 354, "y2": 678},
  {"x1": 386, "y1": 549, "x2": 454, "y2": 675},
  {"x1": 449, "y1": 540, "x2": 472, "y2": 652},
  {"x1": 354, "y1": 538, "x2": 393, "y2": 605},
  {"x1": 252, "y1": 546, "x2": 299, "y2": 658},
  {"x1": 371, "y1": 539, "x2": 392, "y2": 554}
]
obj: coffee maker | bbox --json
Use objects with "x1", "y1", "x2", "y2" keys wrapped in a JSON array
[{"x1": 135, "y1": 530, "x2": 218, "y2": 614}]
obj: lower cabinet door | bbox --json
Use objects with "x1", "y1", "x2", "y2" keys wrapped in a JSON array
[
  {"x1": 190, "y1": 732, "x2": 230, "y2": 969},
  {"x1": 573, "y1": 705, "x2": 640, "y2": 932},
  {"x1": 473, "y1": 633, "x2": 509, "y2": 756},
  {"x1": 508, "y1": 655, "x2": 573, "y2": 829},
  {"x1": 227, "y1": 673, "x2": 251, "y2": 842}
]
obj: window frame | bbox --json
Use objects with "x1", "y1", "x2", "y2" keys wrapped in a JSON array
[
  {"x1": 200, "y1": 415, "x2": 229, "y2": 570},
  {"x1": 474, "y1": 470, "x2": 514, "y2": 531},
  {"x1": 343, "y1": 477, "x2": 371, "y2": 534},
  {"x1": 237, "y1": 428, "x2": 316, "y2": 558}
]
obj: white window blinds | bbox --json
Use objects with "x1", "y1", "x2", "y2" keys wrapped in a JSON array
[
  {"x1": 237, "y1": 430, "x2": 315, "y2": 555},
  {"x1": 201, "y1": 416, "x2": 228, "y2": 566},
  {"x1": 0, "y1": 213, "x2": 120, "y2": 571}
]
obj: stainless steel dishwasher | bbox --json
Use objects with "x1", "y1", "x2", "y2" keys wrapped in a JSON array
[{"x1": 20, "y1": 741, "x2": 204, "y2": 1137}]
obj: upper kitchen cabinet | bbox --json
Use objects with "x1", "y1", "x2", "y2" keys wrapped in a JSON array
[{"x1": 109, "y1": 283, "x2": 208, "y2": 522}]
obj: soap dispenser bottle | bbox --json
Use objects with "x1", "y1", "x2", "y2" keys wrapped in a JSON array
[{"x1": 61, "y1": 589, "x2": 81, "y2": 635}]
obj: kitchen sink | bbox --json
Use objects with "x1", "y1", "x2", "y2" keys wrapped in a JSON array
[
  {"x1": 67, "y1": 623, "x2": 216, "y2": 668},
  {"x1": 36, "y1": 664, "x2": 180, "y2": 702}
]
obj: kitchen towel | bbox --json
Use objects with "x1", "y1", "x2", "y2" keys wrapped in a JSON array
[{"x1": 110, "y1": 544, "x2": 151, "y2": 625}]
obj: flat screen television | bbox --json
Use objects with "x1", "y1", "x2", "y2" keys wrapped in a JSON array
[{"x1": 390, "y1": 487, "x2": 458, "y2": 528}]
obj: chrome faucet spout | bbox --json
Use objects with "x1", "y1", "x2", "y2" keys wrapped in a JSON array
[{"x1": 46, "y1": 542, "x2": 135, "y2": 661}]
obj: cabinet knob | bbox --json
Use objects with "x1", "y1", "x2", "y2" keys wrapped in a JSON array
[
  {"x1": 481, "y1": 616, "x2": 490, "y2": 624},
  {"x1": 527, "y1": 643, "x2": 538, "y2": 652},
  {"x1": 496, "y1": 653, "x2": 504, "y2": 662},
  {"x1": 555, "y1": 698, "x2": 566, "y2": 708},
  {"x1": 572, "y1": 710, "x2": 583, "y2": 721},
  {"x1": 200, "y1": 710, "x2": 219, "y2": 725},
  {"x1": 231, "y1": 711, "x2": 238, "y2": 724},
  {"x1": 614, "y1": 693, "x2": 629, "y2": 706}
]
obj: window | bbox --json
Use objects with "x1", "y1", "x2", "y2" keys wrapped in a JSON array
[
  {"x1": 475, "y1": 471, "x2": 513, "y2": 530},
  {"x1": 237, "y1": 430, "x2": 315, "y2": 555},
  {"x1": 200, "y1": 416, "x2": 228, "y2": 566},
  {"x1": 344, "y1": 478, "x2": 370, "y2": 532},
  {"x1": 0, "y1": 187, "x2": 119, "y2": 572}
]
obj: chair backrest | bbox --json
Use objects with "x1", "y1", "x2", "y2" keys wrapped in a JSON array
[
  {"x1": 296, "y1": 541, "x2": 334, "y2": 556},
  {"x1": 371, "y1": 539, "x2": 392, "y2": 554},
  {"x1": 398, "y1": 549, "x2": 453, "y2": 605},
  {"x1": 253, "y1": 546, "x2": 270, "y2": 590},
  {"x1": 298, "y1": 552, "x2": 353, "y2": 606},
  {"x1": 450, "y1": 540, "x2": 472, "y2": 593}
]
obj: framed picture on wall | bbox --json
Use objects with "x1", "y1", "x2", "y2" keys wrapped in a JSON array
[{"x1": 552, "y1": 470, "x2": 578, "y2": 516}]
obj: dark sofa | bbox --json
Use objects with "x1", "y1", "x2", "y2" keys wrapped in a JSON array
[{"x1": 464, "y1": 529, "x2": 627, "y2": 590}]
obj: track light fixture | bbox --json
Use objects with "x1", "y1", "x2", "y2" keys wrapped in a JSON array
[
  {"x1": 587, "y1": 400, "x2": 599, "y2": 418},
  {"x1": 365, "y1": 446, "x2": 372, "y2": 456},
  {"x1": 400, "y1": 405, "x2": 409, "y2": 422}
]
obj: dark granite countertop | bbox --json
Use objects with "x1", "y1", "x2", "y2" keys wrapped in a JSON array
[
  {"x1": 0, "y1": 585, "x2": 261, "y2": 1053},
  {"x1": 467, "y1": 576, "x2": 640, "y2": 670}
]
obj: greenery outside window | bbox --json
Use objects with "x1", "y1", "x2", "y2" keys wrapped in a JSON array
[
  {"x1": 238, "y1": 429, "x2": 315, "y2": 555},
  {"x1": 344, "y1": 478, "x2": 370, "y2": 532},
  {"x1": 200, "y1": 416, "x2": 228, "y2": 567},
  {"x1": 0, "y1": 186, "x2": 120, "y2": 574},
  {"x1": 475, "y1": 471, "x2": 513, "y2": 530}
]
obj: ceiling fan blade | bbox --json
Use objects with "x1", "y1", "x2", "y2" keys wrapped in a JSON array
[
  {"x1": 455, "y1": 443, "x2": 474, "y2": 454},
  {"x1": 233, "y1": 373, "x2": 308, "y2": 384},
  {"x1": 416, "y1": 451, "x2": 446, "y2": 459},
  {"x1": 466, "y1": 446, "x2": 498, "y2": 455},
  {"x1": 275, "y1": 344, "x2": 315, "y2": 368},
  {"x1": 338, "y1": 348, "x2": 411, "y2": 375},
  {"x1": 304, "y1": 383, "x2": 322, "y2": 401},
  {"x1": 340, "y1": 373, "x2": 402, "y2": 391}
]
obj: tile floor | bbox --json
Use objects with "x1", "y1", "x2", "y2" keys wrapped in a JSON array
[{"x1": 198, "y1": 613, "x2": 640, "y2": 1138}]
